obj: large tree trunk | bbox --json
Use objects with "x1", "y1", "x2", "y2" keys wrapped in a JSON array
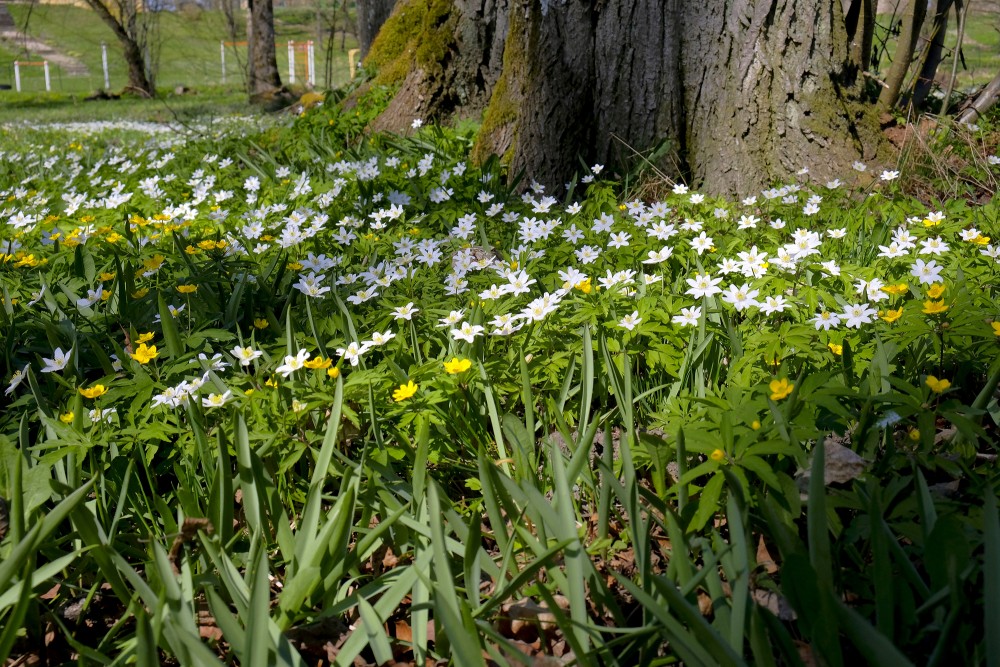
[
  {"x1": 357, "y1": 0, "x2": 397, "y2": 57},
  {"x1": 82, "y1": 0, "x2": 154, "y2": 96},
  {"x1": 682, "y1": 0, "x2": 880, "y2": 194},
  {"x1": 247, "y1": 0, "x2": 283, "y2": 100},
  {"x1": 475, "y1": 0, "x2": 683, "y2": 188},
  {"x1": 364, "y1": 0, "x2": 508, "y2": 132},
  {"x1": 367, "y1": 0, "x2": 884, "y2": 196}
]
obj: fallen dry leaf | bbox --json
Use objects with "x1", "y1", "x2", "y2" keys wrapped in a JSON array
[{"x1": 756, "y1": 535, "x2": 779, "y2": 575}]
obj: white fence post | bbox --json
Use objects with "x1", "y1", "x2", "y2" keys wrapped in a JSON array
[
  {"x1": 43, "y1": 61, "x2": 50, "y2": 91},
  {"x1": 348, "y1": 48, "x2": 360, "y2": 80},
  {"x1": 13, "y1": 61, "x2": 20, "y2": 92},
  {"x1": 307, "y1": 40, "x2": 315, "y2": 87},
  {"x1": 287, "y1": 41, "x2": 295, "y2": 84},
  {"x1": 101, "y1": 42, "x2": 110, "y2": 89}
]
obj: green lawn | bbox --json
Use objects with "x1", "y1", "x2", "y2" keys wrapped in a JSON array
[
  {"x1": 946, "y1": 11, "x2": 1000, "y2": 89},
  {"x1": 0, "y1": 86, "x2": 254, "y2": 124},
  {"x1": 3, "y1": 4, "x2": 359, "y2": 95}
]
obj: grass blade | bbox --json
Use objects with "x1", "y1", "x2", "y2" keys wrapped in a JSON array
[
  {"x1": 428, "y1": 483, "x2": 486, "y2": 667},
  {"x1": 246, "y1": 540, "x2": 272, "y2": 667}
]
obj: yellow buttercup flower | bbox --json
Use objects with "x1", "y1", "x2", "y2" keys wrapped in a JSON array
[
  {"x1": 922, "y1": 299, "x2": 948, "y2": 315},
  {"x1": 304, "y1": 357, "x2": 332, "y2": 370},
  {"x1": 327, "y1": 367, "x2": 341, "y2": 379},
  {"x1": 253, "y1": 318, "x2": 269, "y2": 330},
  {"x1": 79, "y1": 384, "x2": 108, "y2": 399},
  {"x1": 143, "y1": 254, "x2": 165, "y2": 271},
  {"x1": 99, "y1": 271, "x2": 117, "y2": 281},
  {"x1": 908, "y1": 428, "x2": 921, "y2": 442},
  {"x1": 992, "y1": 322, "x2": 1000, "y2": 337},
  {"x1": 827, "y1": 342, "x2": 843, "y2": 355},
  {"x1": 709, "y1": 449, "x2": 725, "y2": 462},
  {"x1": 392, "y1": 380, "x2": 418, "y2": 402},
  {"x1": 443, "y1": 357, "x2": 472, "y2": 374},
  {"x1": 177, "y1": 284, "x2": 198, "y2": 294},
  {"x1": 574, "y1": 278, "x2": 593, "y2": 294},
  {"x1": 130, "y1": 343, "x2": 158, "y2": 364},
  {"x1": 925, "y1": 376, "x2": 951, "y2": 393},
  {"x1": 132, "y1": 288, "x2": 149, "y2": 299},
  {"x1": 59, "y1": 412, "x2": 74, "y2": 424},
  {"x1": 881, "y1": 307, "x2": 903, "y2": 323},
  {"x1": 769, "y1": 378, "x2": 794, "y2": 401},
  {"x1": 136, "y1": 332, "x2": 154, "y2": 344},
  {"x1": 883, "y1": 283, "x2": 909, "y2": 296},
  {"x1": 926, "y1": 283, "x2": 946, "y2": 299},
  {"x1": 751, "y1": 420, "x2": 761, "y2": 431}
]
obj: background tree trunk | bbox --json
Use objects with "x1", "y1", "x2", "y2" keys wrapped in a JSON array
[
  {"x1": 247, "y1": 0, "x2": 283, "y2": 100},
  {"x1": 81, "y1": 0, "x2": 154, "y2": 96},
  {"x1": 844, "y1": 0, "x2": 876, "y2": 73},
  {"x1": 910, "y1": 0, "x2": 954, "y2": 112},
  {"x1": 357, "y1": 0, "x2": 397, "y2": 57},
  {"x1": 877, "y1": 0, "x2": 926, "y2": 109}
]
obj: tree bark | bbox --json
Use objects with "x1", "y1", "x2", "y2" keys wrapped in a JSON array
[
  {"x1": 844, "y1": 0, "x2": 875, "y2": 74},
  {"x1": 877, "y1": 0, "x2": 926, "y2": 109},
  {"x1": 956, "y1": 70, "x2": 1000, "y2": 124},
  {"x1": 247, "y1": 0, "x2": 283, "y2": 100},
  {"x1": 910, "y1": 0, "x2": 954, "y2": 112},
  {"x1": 475, "y1": 0, "x2": 683, "y2": 188},
  {"x1": 81, "y1": 0, "x2": 154, "y2": 96},
  {"x1": 364, "y1": 0, "x2": 508, "y2": 132},
  {"x1": 357, "y1": 0, "x2": 396, "y2": 57},
  {"x1": 682, "y1": 0, "x2": 879, "y2": 194},
  {"x1": 368, "y1": 0, "x2": 884, "y2": 196}
]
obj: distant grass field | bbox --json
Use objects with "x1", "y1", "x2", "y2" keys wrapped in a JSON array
[
  {"x1": 0, "y1": 86, "x2": 254, "y2": 124},
  {"x1": 2, "y1": 3, "x2": 359, "y2": 94},
  {"x1": 946, "y1": 12, "x2": 1000, "y2": 89}
]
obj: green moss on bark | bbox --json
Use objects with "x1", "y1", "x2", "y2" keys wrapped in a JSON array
[
  {"x1": 365, "y1": 0, "x2": 458, "y2": 88},
  {"x1": 471, "y1": 3, "x2": 528, "y2": 166}
]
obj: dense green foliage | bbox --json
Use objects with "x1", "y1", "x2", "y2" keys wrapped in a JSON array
[{"x1": 1, "y1": 100, "x2": 999, "y2": 665}]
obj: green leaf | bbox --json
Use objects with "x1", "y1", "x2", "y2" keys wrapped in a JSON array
[
  {"x1": 428, "y1": 483, "x2": 486, "y2": 667},
  {"x1": 357, "y1": 598, "x2": 393, "y2": 666},
  {"x1": 689, "y1": 472, "x2": 725, "y2": 533},
  {"x1": 246, "y1": 543, "x2": 272, "y2": 667},
  {"x1": 835, "y1": 598, "x2": 915, "y2": 667},
  {"x1": 985, "y1": 489, "x2": 1000, "y2": 667},
  {"x1": 157, "y1": 292, "x2": 184, "y2": 358}
]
